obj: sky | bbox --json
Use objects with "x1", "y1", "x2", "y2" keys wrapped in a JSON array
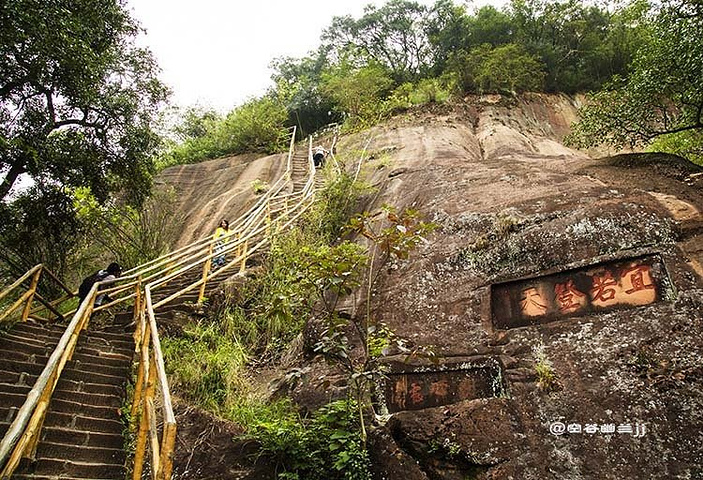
[{"x1": 127, "y1": 0, "x2": 507, "y2": 113}]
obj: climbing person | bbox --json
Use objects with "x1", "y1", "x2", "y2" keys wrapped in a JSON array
[
  {"x1": 313, "y1": 145, "x2": 327, "y2": 168},
  {"x1": 211, "y1": 219, "x2": 231, "y2": 269},
  {"x1": 78, "y1": 262, "x2": 123, "y2": 307}
]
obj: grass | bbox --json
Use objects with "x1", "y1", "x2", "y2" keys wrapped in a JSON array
[{"x1": 534, "y1": 343, "x2": 558, "y2": 392}]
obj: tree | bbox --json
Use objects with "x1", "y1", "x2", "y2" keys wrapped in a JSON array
[
  {"x1": 322, "y1": 0, "x2": 433, "y2": 83},
  {"x1": 0, "y1": 0, "x2": 168, "y2": 205},
  {"x1": 0, "y1": 0, "x2": 168, "y2": 278},
  {"x1": 567, "y1": 0, "x2": 703, "y2": 151},
  {"x1": 270, "y1": 50, "x2": 341, "y2": 137},
  {"x1": 171, "y1": 106, "x2": 222, "y2": 143},
  {"x1": 508, "y1": 0, "x2": 640, "y2": 93},
  {"x1": 425, "y1": 0, "x2": 472, "y2": 74},
  {"x1": 465, "y1": 5, "x2": 514, "y2": 47},
  {"x1": 448, "y1": 43, "x2": 545, "y2": 93},
  {"x1": 320, "y1": 60, "x2": 394, "y2": 128}
]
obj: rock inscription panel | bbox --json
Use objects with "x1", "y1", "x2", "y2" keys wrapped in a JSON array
[
  {"x1": 376, "y1": 358, "x2": 504, "y2": 414},
  {"x1": 491, "y1": 254, "x2": 671, "y2": 329}
]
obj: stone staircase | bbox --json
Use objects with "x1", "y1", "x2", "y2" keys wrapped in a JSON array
[
  {"x1": 290, "y1": 147, "x2": 311, "y2": 192},
  {"x1": 0, "y1": 318, "x2": 134, "y2": 479}
]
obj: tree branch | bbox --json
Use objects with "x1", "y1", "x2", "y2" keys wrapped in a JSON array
[{"x1": 0, "y1": 162, "x2": 26, "y2": 200}]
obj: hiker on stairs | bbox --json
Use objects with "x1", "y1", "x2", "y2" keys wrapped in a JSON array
[
  {"x1": 313, "y1": 145, "x2": 327, "y2": 168},
  {"x1": 78, "y1": 262, "x2": 123, "y2": 307},
  {"x1": 211, "y1": 219, "x2": 231, "y2": 269}
]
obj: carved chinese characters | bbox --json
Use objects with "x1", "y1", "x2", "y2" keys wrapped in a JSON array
[
  {"x1": 492, "y1": 255, "x2": 670, "y2": 329},
  {"x1": 377, "y1": 358, "x2": 504, "y2": 413}
]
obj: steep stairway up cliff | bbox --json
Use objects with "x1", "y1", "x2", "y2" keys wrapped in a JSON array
[
  {"x1": 0, "y1": 318, "x2": 134, "y2": 479},
  {"x1": 290, "y1": 148, "x2": 310, "y2": 192}
]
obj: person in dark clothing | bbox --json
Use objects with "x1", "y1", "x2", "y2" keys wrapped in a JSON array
[
  {"x1": 313, "y1": 145, "x2": 327, "y2": 168},
  {"x1": 78, "y1": 262, "x2": 122, "y2": 306}
]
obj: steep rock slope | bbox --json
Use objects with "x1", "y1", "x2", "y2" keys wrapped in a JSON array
[
  {"x1": 327, "y1": 93, "x2": 703, "y2": 479},
  {"x1": 158, "y1": 93, "x2": 703, "y2": 479},
  {"x1": 156, "y1": 151, "x2": 287, "y2": 248}
]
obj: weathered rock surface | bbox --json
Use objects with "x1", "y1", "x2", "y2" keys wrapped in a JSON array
[
  {"x1": 157, "y1": 151, "x2": 287, "y2": 248},
  {"x1": 330, "y1": 94, "x2": 703, "y2": 479},
  {"x1": 161, "y1": 93, "x2": 703, "y2": 479}
]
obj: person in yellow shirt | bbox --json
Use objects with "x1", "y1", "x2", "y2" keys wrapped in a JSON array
[{"x1": 211, "y1": 219, "x2": 230, "y2": 268}]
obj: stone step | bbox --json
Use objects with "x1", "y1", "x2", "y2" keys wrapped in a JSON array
[
  {"x1": 42, "y1": 426, "x2": 124, "y2": 450},
  {"x1": 16, "y1": 457, "x2": 125, "y2": 479},
  {"x1": 0, "y1": 332, "x2": 57, "y2": 352},
  {"x1": 35, "y1": 441, "x2": 125, "y2": 466},
  {"x1": 0, "y1": 390, "x2": 29, "y2": 423},
  {"x1": 0, "y1": 358, "x2": 47, "y2": 377},
  {"x1": 53, "y1": 389, "x2": 122, "y2": 409},
  {"x1": 44, "y1": 411, "x2": 123, "y2": 434},
  {"x1": 54, "y1": 379, "x2": 125, "y2": 397},
  {"x1": 9, "y1": 321, "x2": 67, "y2": 337},
  {"x1": 67, "y1": 359, "x2": 131, "y2": 379},
  {"x1": 79, "y1": 334, "x2": 134, "y2": 352},
  {"x1": 46, "y1": 397, "x2": 121, "y2": 421},
  {"x1": 61, "y1": 368, "x2": 128, "y2": 387},
  {"x1": 0, "y1": 368, "x2": 35, "y2": 386}
]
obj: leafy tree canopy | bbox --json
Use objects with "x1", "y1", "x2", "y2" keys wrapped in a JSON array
[
  {"x1": 567, "y1": 0, "x2": 703, "y2": 150},
  {"x1": 322, "y1": 0, "x2": 433, "y2": 83},
  {"x1": 0, "y1": 0, "x2": 169, "y2": 205},
  {"x1": 0, "y1": 0, "x2": 168, "y2": 278}
]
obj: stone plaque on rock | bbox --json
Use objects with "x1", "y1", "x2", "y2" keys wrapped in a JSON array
[
  {"x1": 491, "y1": 254, "x2": 672, "y2": 329},
  {"x1": 375, "y1": 357, "x2": 504, "y2": 414}
]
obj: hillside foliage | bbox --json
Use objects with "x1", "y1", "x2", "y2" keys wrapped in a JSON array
[
  {"x1": 161, "y1": 0, "x2": 661, "y2": 161},
  {"x1": 0, "y1": 0, "x2": 168, "y2": 281},
  {"x1": 567, "y1": 0, "x2": 703, "y2": 164}
]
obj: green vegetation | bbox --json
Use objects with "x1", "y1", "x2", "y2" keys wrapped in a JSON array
[
  {"x1": 160, "y1": 171, "x2": 373, "y2": 476},
  {"x1": 5, "y1": 0, "x2": 699, "y2": 284},
  {"x1": 567, "y1": 0, "x2": 703, "y2": 163},
  {"x1": 159, "y1": 166, "x2": 436, "y2": 476},
  {"x1": 0, "y1": 0, "x2": 168, "y2": 280},
  {"x1": 158, "y1": 97, "x2": 289, "y2": 168},
  {"x1": 534, "y1": 344, "x2": 558, "y2": 392},
  {"x1": 251, "y1": 179, "x2": 270, "y2": 195},
  {"x1": 4, "y1": 0, "x2": 701, "y2": 286},
  {"x1": 253, "y1": 0, "x2": 655, "y2": 137},
  {"x1": 251, "y1": 400, "x2": 371, "y2": 480}
]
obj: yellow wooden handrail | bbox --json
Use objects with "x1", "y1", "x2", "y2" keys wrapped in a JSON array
[
  {"x1": 0, "y1": 125, "x2": 328, "y2": 479},
  {"x1": 0, "y1": 264, "x2": 76, "y2": 324}
]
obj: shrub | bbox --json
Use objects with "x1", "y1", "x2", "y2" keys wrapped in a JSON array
[
  {"x1": 161, "y1": 319, "x2": 248, "y2": 412},
  {"x1": 648, "y1": 130, "x2": 703, "y2": 166},
  {"x1": 158, "y1": 96, "x2": 289, "y2": 168},
  {"x1": 250, "y1": 399, "x2": 371, "y2": 480}
]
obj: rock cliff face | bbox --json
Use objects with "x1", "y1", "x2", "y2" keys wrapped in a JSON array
[
  {"x1": 332, "y1": 93, "x2": 703, "y2": 479},
  {"x1": 159, "y1": 93, "x2": 703, "y2": 479},
  {"x1": 156, "y1": 151, "x2": 287, "y2": 248}
]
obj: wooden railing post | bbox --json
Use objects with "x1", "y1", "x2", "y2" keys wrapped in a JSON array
[
  {"x1": 131, "y1": 322, "x2": 149, "y2": 419},
  {"x1": 198, "y1": 243, "x2": 213, "y2": 304},
  {"x1": 21, "y1": 267, "x2": 42, "y2": 321},
  {"x1": 266, "y1": 202, "x2": 272, "y2": 237},
  {"x1": 132, "y1": 350, "x2": 153, "y2": 480},
  {"x1": 157, "y1": 422, "x2": 177, "y2": 480},
  {"x1": 133, "y1": 276, "x2": 142, "y2": 324},
  {"x1": 240, "y1": 240, "x2": 248, "y2": 273}
]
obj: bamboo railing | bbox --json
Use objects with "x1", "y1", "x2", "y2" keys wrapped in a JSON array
[
  {"x1": 0, "y1": 126, "x2": 325, "y2": 479},
  {"x1": 0, "y1": 264, "x2": 75, "y2": 324},
  {"x1": 0, "y1": 279, "x2": 107, "y2": 478}
]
